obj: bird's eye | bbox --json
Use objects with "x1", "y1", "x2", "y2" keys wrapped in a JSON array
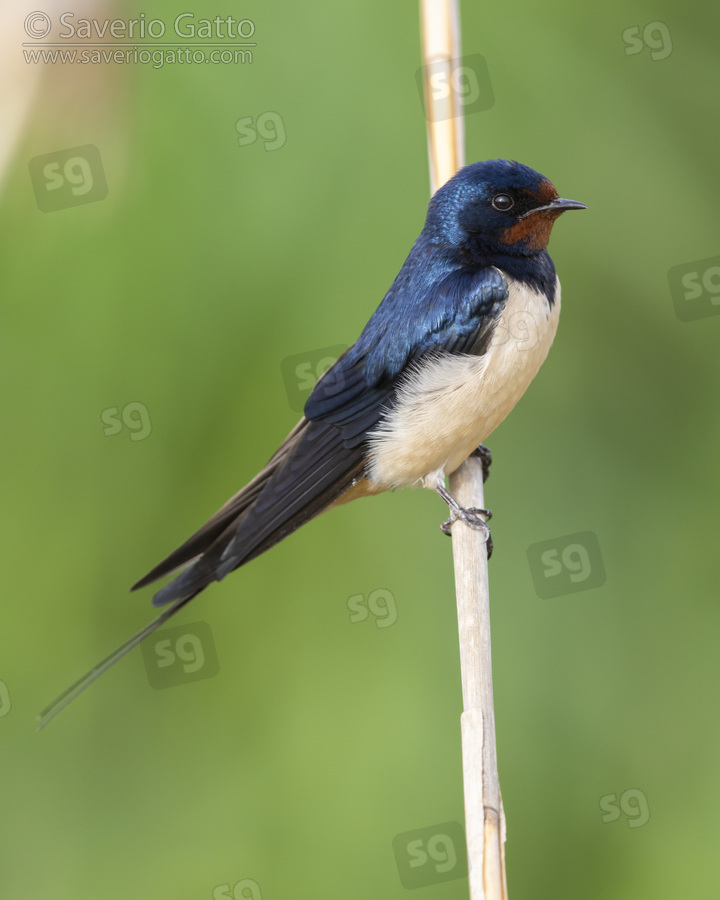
[{"x1": 491, "y1": 193, "x2": 514, "y2": 211}]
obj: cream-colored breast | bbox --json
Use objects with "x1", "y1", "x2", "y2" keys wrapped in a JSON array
[{"x1": 366, "y1": 275, "x2": 561, "y2": 489}]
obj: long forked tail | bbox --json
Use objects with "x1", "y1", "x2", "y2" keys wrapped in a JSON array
[
  {"x1": 36, "y1": 592, "x2": 196, "y2": 730},
  {"x1": 38, "y1": 418, "x2": 369, "y2": 728}
]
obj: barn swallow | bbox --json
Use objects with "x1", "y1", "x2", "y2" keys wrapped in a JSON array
[{"x1": 39, "y1": 159, "x2": 585, "y2": 726}]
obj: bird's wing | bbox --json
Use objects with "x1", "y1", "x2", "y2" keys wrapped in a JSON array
[
  {"x1": 37, "y1": 268, "x2": 508, "y2": 727},
  {"x1": 303, "y1": 264, "x2": 508, "y2": 430},
  {"x1": 131, "y1": 418, "x2": 308, "y2": 591},
  {"x1": 144, "y1": 266, "x2": 509, "y2": 607}
]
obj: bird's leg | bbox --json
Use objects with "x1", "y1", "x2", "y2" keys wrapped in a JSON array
[
  {"x1": 471, "y1": 443, "x2": 493, "y2": 483},
  {"x1": 435, "y1": 482, "x2": 493, "y2": 557}
]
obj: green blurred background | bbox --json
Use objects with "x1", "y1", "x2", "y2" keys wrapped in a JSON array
[{"x1": 2, "y1": 0, "x2": 719, "y2": 897}]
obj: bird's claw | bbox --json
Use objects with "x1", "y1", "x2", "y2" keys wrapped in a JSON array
[
  {"x1": 434, "y1": 482, "x2": 494, "y2": 557},
  {"x1": 440, "y1": 506, "x2": 493, "y2": 556},
  {"x1": 471, "y1": 444, "x2": 493, "y2": 482}
]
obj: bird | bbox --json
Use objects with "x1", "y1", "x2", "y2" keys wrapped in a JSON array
[{"x1": 39, "y1": 159, "x2": 585, "y2": 727}]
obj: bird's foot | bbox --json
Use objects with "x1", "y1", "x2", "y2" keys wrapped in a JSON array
[
  {"x1": 440, "y1": 505, "x2": 492, "y2": 534},
  {"x1": 435, "y1": 483, "x2": 493, "y2": 557},
  {"x1": 471, "y1": 444, "x2": 493, "y2": 482}
]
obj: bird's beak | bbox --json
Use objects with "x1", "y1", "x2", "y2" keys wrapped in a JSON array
[{"x1": 521, "y1": 197, "x2": 587, "y2": 218}]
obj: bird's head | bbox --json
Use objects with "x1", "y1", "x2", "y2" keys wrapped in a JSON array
[{"x1": 428, "y1": 159, "x2": 586, "y2": 257}]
